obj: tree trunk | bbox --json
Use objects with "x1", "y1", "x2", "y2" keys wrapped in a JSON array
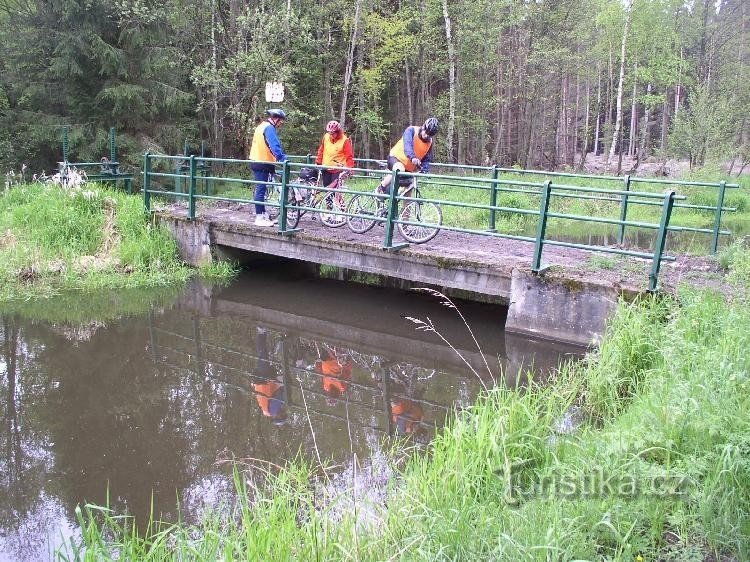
[
  {"x1": 442, "y1": 0, "x2": 456, "y2": 161},
  {"x1": 578, "y1": 79, "x2": 591, "y2": 171},
  {"x1": 405, "y1": 60, "x2": 414, "y2": 124},
  {"x1": 628, "y1": 61, "x2": 637, "y2": 157},
  {"x1": 639, "y1": 83, "x2": 652, "y2": 157},
  {"x1": 594, "y1": 63, "x2": 602, "y2": 156},
  {"x1": 608, "y1": 2, "x2": 632, "y2": 166},
  {"x1": 339, "y1": 0, "x2": 362, "y2": 125},
  {"x1": 660, "y1": 91, "x2": 669, "y2": 152}
]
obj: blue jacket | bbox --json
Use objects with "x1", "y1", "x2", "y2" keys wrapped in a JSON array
[
  {"x1": 263, "y1": 121, "x2": 287, "y2": 162},
  {"x1": 402, "y1": 126, "x2": 433, "y2": 172}
]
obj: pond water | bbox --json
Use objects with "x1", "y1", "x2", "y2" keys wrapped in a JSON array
[{"x1": 0, "y1": 263, "x2": 584, "y2": 561}]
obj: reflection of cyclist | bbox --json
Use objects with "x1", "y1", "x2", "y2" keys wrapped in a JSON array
[
  {"x1": 249, "y1": 108, "x2": 287, "y2": 227},
  {"x1": 252, "y1": 327, "x2": 287, "y2": 425},
  {"x1": 377, "y1": 118, "x2": 439, "y2": 195},
  {"x1": 315, "y1": 121, "x2": 355, "y2": 189},
  {"x1": 391, "y1": 399, "x2": 424, "y2": 435},
  {"x1": 316, "y1": 350, "x2": 353, "y2": 406}
]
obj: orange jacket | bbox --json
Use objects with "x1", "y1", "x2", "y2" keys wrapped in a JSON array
[
  {"x1": 253, "y1": 381, "x2": 284, "y2": 417},
  {"x1": 391, "y1": 400, "x2": 424, "y2": 434},
  {"x1": 315, "y1": 132, "x2": 355, "y2": 170}
]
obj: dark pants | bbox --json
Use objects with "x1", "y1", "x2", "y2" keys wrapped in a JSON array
[
  {"x1": 322, "y1": 170, "x2": 342, "y2": 189},
  {"x1": 251, "y1": 164, "x2": 275, "y2": 215}
]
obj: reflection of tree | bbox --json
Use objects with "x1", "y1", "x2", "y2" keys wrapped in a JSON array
[{"x1": 0, "y1": 315, "x2": 56, "y2": 561}]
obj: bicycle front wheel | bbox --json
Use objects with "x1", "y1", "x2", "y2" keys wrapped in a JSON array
[
  {"x1": 320, "y1": 192, "x2": 347, "y2": 228},
  {"x1": 346, "y1": 194, "x2": 379, "y2": 234},
  {"x1": 397, "y1": 200, "x2": 442, "y2": 244},
  {"x1": 285, "y1": 194, "x2": 301, "y2": 229}
]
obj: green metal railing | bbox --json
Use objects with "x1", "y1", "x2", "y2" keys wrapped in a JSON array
[
  {"x1": 143, "y1": 154, "x2": 696, "y2": 291},
  {"x1": 288, "y1": 155, "x2": 739, "y2": 254},
  {"x1": 59, "y1": 126, "x2": 135, "y2": 193}
]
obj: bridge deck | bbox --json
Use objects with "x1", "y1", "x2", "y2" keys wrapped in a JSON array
[{"x1": 158, "y1": 202, "x2": 722, "y2": 296}]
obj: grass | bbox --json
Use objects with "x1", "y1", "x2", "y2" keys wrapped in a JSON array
[
  {"x1": 0, "y1": 182, "x2": 238, "y2": 302},
  {"x1": 60, "y1": 247, "x2": 750, "y2": 561}
]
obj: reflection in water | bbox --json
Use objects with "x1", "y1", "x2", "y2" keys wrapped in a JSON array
[{"x1": 0, "y1": 270, "x2": 584, "y2": 561}]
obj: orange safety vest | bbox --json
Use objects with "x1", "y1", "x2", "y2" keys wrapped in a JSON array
[
  {"x1": 253, "y1": 381, "x2": 282, "y2": 417},
  {"x1": 321, "y1": 133, "x2": 350, "y2": 168},
  {"x1": 389, "y1": 126, "x2": 432, "y2": 172},
  {"x1": 391, "y1": 400, "x2": 424, "y2": 434},
  {"x1": 249, "y1": 121, "x2": 276, "y2": 163}
]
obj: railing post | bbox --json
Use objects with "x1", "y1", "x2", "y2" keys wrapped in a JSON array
[
  {"x1": 306, "y1": 153, "x2": 313, "y2": 165},
  {"x1": 531, "y1": 181, "x2": 552, "y2": 272},
  {"x1": 383, "y1": 169, "x2": 400, "y2": 249},
  {"x1": 188, "y1": 155, "x2": 196, "y2": 220},
  {"x1": 279, "y1": 160, "x2": 291, "y2": 233},
  {"x1": 488, "y1": 165, "x2": 500, "y2": 232},
  {"x1": 710, "y1": 180, "x2": 727, "y2": 254},
  {"x1": 617, "y1": 174, "x2": 631, "y2": 245},
  {"x1": 649, "y1": 190, "x2": 676, "y2": 292},
  {"x1": 143, "y1": 152, "x2": 152, "y2": 211}
]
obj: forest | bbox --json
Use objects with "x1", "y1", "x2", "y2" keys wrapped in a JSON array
[{"x1": 0, "y1": 0, "x2": 747, "y2": 175}]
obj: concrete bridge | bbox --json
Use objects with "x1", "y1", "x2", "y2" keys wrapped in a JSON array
[{"x1": 154, "y1": 204, "x2": 715, "y2": 346}]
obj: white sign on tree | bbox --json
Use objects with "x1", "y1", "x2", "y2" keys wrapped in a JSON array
[{"x1": 265, "y1": 82, "x2": 285, "y2": 103}]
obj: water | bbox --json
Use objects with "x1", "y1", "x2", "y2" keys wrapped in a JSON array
[{"x1": 0, "y1": 264, "x2": 584, "y2": 560}]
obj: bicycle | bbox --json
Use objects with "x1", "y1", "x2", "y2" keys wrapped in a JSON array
[
  {"x1": 281, "y1": 168, "x2": 350, "y2": 229},
  {"x1": 346, "y1": 172, "x2": 442, "y2": 244}
]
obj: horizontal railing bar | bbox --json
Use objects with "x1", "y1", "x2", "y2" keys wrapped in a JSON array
[
  {"x1": 545, "y1": 211, "x2": 661, "y2": 229},
  {"x1": 541, "y1": 239, "x2": 677, "y2": 261}
]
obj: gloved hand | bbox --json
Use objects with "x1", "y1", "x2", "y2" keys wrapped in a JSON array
[{"x1": 410, "y1": 157, "x2": 421, "y2": 168}]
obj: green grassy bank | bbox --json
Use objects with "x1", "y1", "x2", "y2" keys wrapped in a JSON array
[
  {"x1": 63, "y1": 245, "x2": 749, "y2": 561},
  {"x1": 0, "y1": 182, "x2": 234, "y2": 303}
]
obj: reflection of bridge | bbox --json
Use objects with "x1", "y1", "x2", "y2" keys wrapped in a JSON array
[
  {"x1": 149, "y1": 277, "x2": 582, "y2": 445},
  {"x1": 150, "y1": 316, "x2": 468, "y2": 434}
]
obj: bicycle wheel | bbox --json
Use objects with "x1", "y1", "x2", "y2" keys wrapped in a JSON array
[
  {"x1": 317, "y1": 191, "x2": 346, "y2": 228},
  {"x1": 397, "y1": 196, "x2": 442, "y2": 244},
  {"x1": 264, "y1": 183, "x2": 281, "y2": 219},
  {"x1": 346, "y1": 194, "x2": 380, "y2": 234},
  {"x1": 285, "y1": 192, "x2": 301, "y2": 229}
]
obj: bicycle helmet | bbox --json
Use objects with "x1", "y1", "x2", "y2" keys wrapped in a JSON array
[
  {"x1": 421, "y1": 117, "x2": 439, "y2": 136},
  {"x1": 326, "y1": 120, "x2": 342, "y2": 134},
  {"x1": 299, "y1": 167, "x2": 318, "y2": 183},
  {"x1": 266, "y1": 108, "x2": 287, "y2": 119}
]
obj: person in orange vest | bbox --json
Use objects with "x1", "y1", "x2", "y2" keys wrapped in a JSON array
[
  {"x1": 248, "y1": 108, "x2": 287, "y2": 227},
  {"x1": 390, "y1": 398, "x2": 424, "y2": 435},
  {"x1": 253, "y1": 378, "x2": 287, "y2": 425},
  {"x1": 316, "y1": 349, "x2": 353, "y2": 406},
  {"x1": 315, "y1": 120, "x2": 355, "y2": 188},
  {"x1": 377, "y1": 117, "x2": 439, "y2": 195},
  {"x1": 252, "y1": 326, "x2": 287, "y2": 425}
]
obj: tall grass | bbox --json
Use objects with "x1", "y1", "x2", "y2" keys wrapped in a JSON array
[
  {"x1": 0, "y1": 183, "x2": 237, "y2": 302},
  {"x1": 62, "y1": 253, "x2": 750, "y2": 561}
]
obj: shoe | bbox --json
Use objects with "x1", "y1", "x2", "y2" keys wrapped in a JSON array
[{"x1": 255, "y1": 213, "x2": 274, "y2": 227}]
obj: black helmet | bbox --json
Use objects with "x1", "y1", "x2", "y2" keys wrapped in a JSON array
[
  {"x1": 299, "y1": 167, "x2": 318, "y2": 183},
  {"x1": 422, "y1": 117, "x2": 439, "y2": 136},
  {"x1": 266, "y1": 108, "x2": 287, "y2": 119}
]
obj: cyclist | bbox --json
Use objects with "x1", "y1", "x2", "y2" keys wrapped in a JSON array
[
  {"x1": 316, "y1": 349, "x2": 353, "y2": 406},
  {"x1": 315, "y1": 120, "x2": 355, "y2": 188},
  {"x1": 377, "y1": 117, "x2": 439, "y2": 195},
  {"x1": 252, "y1": 326, "x2": 287, "y2": 425},
  {"x1": 249, "y1": 108, "x2": 287, "y2": 227}
]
